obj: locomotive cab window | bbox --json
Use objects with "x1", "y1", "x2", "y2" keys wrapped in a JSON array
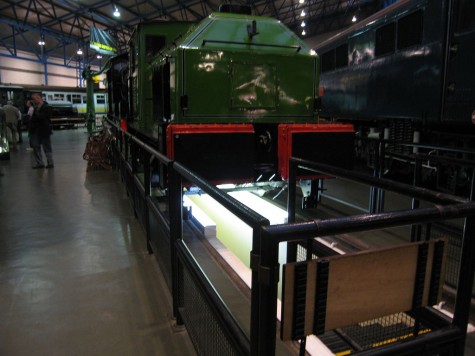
[
  {"x1": 397, "y1": 10, "x2": 423, "y2": 50},
  {"x1": 375, "y1": 23, "x2": 396, "y2": 56},
  {"x1": 152, "y1": 63, "x2": 171, "y2": 120},
  {"x1": 321, "y1": 50, "x2": 335, "y2": 73},
  {"x1": 335, "y1": 43, "x2": 348, "y2": 69},
  {"x1": 456, "y1": 0, "x2": 475, "y2": 32},
  {"x1": 145, "y1": 35, "x2": 166, "y2": 63}
]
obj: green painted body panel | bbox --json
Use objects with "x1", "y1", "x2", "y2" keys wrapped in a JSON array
[{"x1": 177, "y1": 49, "x2": 316, "y2": 122}]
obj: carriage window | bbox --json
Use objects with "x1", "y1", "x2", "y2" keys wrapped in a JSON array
[
  {"x1": 96, "y1": 95, "x2": 105, "y2": 104},
  {"x1": 52, "y1": 93, "x2": 65, "y2": 101},
  {"x1": 321, "y1": 49, "x2": 335, "y2": 72},
  {"x1": 397, "y1": 11, "x2": 423, "y2": 50},
  {"x1": 335, "y1": 43, "x2": 348, "y2": 68},
  {"x1": 375, "y1": 23, "x2": 396, "y2": 56},
  {"x1": 456, "y1": 0, "x2": 475, "y2": 32},
  {"x1": 71, "y1": 94, "x2": 82, "y2": 104}
]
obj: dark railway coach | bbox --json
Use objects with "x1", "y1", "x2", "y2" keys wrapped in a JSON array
[
  {"x1": 107, "y1": 7, "x2": 354, "y2": 185},
  {"x1": 316, "y1": 0, "x2": 475, "y2": 192}
]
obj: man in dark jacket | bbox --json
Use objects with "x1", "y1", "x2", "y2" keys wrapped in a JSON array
[{"x1": 30, "y1": 92, "x2": 54, "y2": 169}]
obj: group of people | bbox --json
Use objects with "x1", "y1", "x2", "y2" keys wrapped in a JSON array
[{"x1": 0, "y1": 92, "x2": 54, "y2": 169}]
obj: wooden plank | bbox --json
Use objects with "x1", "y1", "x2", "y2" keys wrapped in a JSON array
[
  {"x1": 324, "y1": 243, "x2": 420, "y2": 331},
  {"x1": 281, "y1": 263, "x2": 295, "y2": 341},
  {"x1": 280, "y1": 238, "x2": 447, "y2": 340}
]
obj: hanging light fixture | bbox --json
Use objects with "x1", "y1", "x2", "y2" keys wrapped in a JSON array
[
  {"x1": 352, "y1": 15, "x2": 357, "y2": 22},
  {"x1": 301, "y1": 21, "x2": 306, "y2": 28},
  {"x1": 77, "y1": 48, "x2": 83, "y2": 55},
  {"x1": 302, "y1": 29, "x2": 306, "y2": 36},
  {"x1": 299, "y1": 0, "x2": 305, "y2": 4},
  {"x1": 113, "y1": 5, "x2": 120, "y2": 17},
  {"x1": 38, "y1": 35, "x2": 45, "y2": 46},
  {"x1": 97, "y1": 54, "x2": 102, "y2": 59},
  {"x1": 300, "y1": 9, "x2": 306, "y2": 17}
]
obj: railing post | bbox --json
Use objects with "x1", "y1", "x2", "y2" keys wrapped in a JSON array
[
  {"x1": 287, "y1": 159, "x2": 297, "y2": 224},
  {"x1": 124, "y1": 135, "x2": 129, "y2": 163},
  {"x1": 453, "y1": 214, "x2": 475, "y2": 352},
  {"x1": 369, "y1": 139, "x2": 380, "y2": 213},
  {"x1": 286, "y1": 159, "x2": 299, "y2": 263},
  {"x1": 411, "y1": 156, "x2": 422, "y2": 242},
  {"x1": 168, "y1": 162, "x2": 184, "y2": 325},
  {"x1": 250, "y1": 227, "x2": 262, "y2": 356},
  {"x1": 376, "y1": 139, "x2": 386, "y2": 213},
  {"x1": 143, "y1": 152, "x2": 152, "y2": 254},
  {"x1": 258, "y1": 229, "x2": 280, "y2": 355},
  {"x1": 470, "y1": 168, "x2": 475, "y2": 202}
]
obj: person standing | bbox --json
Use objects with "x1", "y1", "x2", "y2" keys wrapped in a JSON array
[
  {"x1": 0, "y1": 105, "x2": 4, "y2": 176},
  {"x1": 25, "y1": 100, "x2": 35, "y2": 150},
  {"x1": 26, "y1": 100, "x2": 35, "y2": 120},
  {"x1": 30, "y1": 93, "x2": 54, "y2": 169},
  {"x1": 3, "y1": 100, "x2": 21, "y2": 149}
]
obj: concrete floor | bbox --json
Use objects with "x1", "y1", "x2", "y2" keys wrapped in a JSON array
[{"x1": 0, "y1": 129, "x2": 196, "y2": 356}]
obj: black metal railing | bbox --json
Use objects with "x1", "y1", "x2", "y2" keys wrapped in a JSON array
[
  {"x1": 106, "y1": 118, "x2": 475, "y2": 355},
  {"x1": 107, "y1": 118, "x2": 266, "y2": 355},
  {"x1": 258, "y1": 157, "x2": 475, "y2": 355}
]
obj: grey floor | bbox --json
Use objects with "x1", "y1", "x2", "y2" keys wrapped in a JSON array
[{"x1": 0, "y1": 129, "x2": 196, "y2": 356}]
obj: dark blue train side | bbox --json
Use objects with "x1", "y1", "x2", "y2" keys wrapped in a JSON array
[{"x1": 315, "y1": 0, "x2": 475, "y2": 192}]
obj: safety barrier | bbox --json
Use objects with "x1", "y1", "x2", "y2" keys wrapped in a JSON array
[{"x1": 106, "y1": 118, "x2": 475, "y2": 355}]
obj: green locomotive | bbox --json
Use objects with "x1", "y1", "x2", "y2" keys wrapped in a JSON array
[{"x1": 108, "y1": 6, "x2": 354, "y2": 185}]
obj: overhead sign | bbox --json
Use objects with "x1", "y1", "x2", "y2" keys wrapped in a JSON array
[{"x1": 90, "y1": 27, "x2": 118, "y2": 55}]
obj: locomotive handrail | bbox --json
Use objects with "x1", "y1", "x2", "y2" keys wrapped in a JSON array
[
  {"x1": 201, "y1": 39, "x2": 301, "y2": 52},
  {"x1": 400, "y1": 143, "x2": 475, "y2": 156},
  {"x1": 413, "y1": 152, "x2": 475, "y2": 168},
  {"x1": 379, "y1": 149, "x2": 475, "y2": 169},
  {"x1": 289, "y1": 157, "x2": 468, "y2": 204}
]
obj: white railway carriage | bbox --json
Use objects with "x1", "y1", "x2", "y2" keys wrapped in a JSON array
[{"x1": 41, "y1": 89, "x2": 108, "y2": 117}]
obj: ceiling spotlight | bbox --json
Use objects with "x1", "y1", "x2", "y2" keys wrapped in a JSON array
[
  {"x1": 113, "y1": 6, "x2": 120, "y2": 17},
  {"x1": 300, "y1": 10, "x2": 306, "y2": 17},
  {"x1": 301, "y1": 21, "x2": 306, "y2": 28},
  {"x1": 302, "y1": 29, "x2": 306, "y2": 36},
  {"x1": 352, "y1": 15, "x2": 357, "y2": 22},
  {"x1": 77, "y1": 48, "x2": 83, "y2": 55}
]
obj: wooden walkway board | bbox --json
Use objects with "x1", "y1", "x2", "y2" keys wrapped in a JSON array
[{"x1": 281, "y1": 239, "x2": 447, "y2": 341}]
